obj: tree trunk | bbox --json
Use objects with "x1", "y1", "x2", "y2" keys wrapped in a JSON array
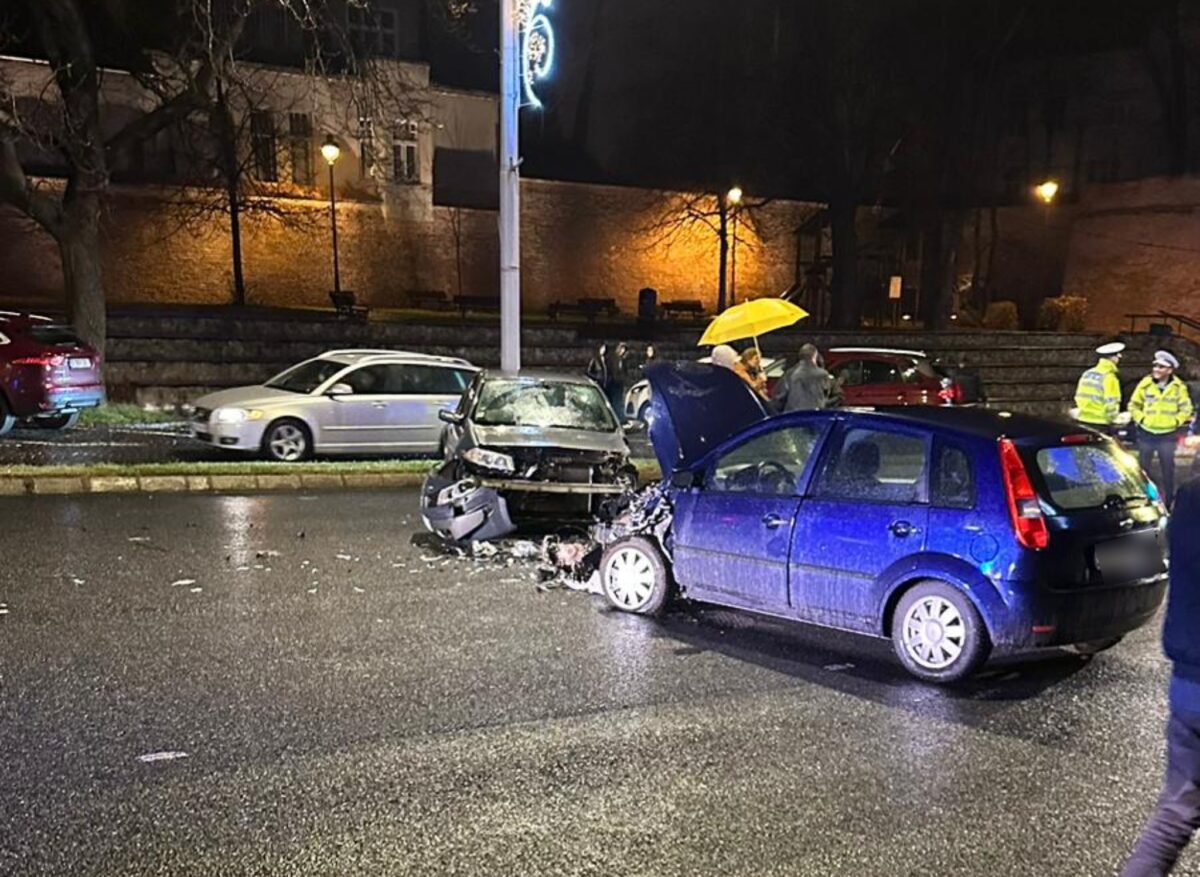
[
  {"x1": 717, "y1": 199, "x2": 729, "y2": 313},
  {"x1": 829, "y1": 194, "x2": 859, "y2": 329},
  {"x1": 918, "y1": 213, "x2": 944, "y2": 328},
  {"x1": 229, "y1": 180, "x2": 246, "y2": 306},
  {"x1": 58, "y1": 197, "x2": 105, "y2": 354}
]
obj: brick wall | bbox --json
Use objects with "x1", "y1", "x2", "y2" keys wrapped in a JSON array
[
  {"x1": 1061, "y1": 178, "x2": 1200, "y2": 332},
  {"x1": 0, "y1": 179, "x2": 819, "y2": 316}
]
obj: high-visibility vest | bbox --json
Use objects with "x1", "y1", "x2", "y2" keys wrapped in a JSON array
[
  {"x1": 1075, "y1": 359, "x2": 1121, "y2": 425},
  {"x1": 1130, "y1": 374, "x2": 1194, "y2": 434}
]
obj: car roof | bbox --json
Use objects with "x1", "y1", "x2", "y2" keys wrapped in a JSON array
[
  {"x1": 827, "y1": 347, "x2": 928, "y2": 358},
  {"x1": 0, "y1": 311, "x2": 57, "y2": 327},
  {"x1": 318, "y1": 349, "x2": 475, "y2": 368},
  {"x1": 800, "y1": 406, "x2": 1083, "y2": 441}
]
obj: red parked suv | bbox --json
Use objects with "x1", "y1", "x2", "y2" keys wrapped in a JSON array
[
  {"x1": 0, "y1": 312, "x2": 104, "y2": 434},
  {"x1": 823, "y1": 347, "x2": 962, "y2": 407}
]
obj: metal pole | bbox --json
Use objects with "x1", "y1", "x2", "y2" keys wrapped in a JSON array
[
  {"x1": 730, "y1": 209, "x2": 738, "y2": 306},
  {"x1": 328, "y1": 162, "x2": 341, "y2": 295},
  {"x1": 499, "y1": 0, "x2": 521, "y2": 373}
]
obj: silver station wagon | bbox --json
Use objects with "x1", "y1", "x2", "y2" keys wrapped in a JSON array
[{"x1": 190, "y1": 350, "x2": 477, "y2": 461}]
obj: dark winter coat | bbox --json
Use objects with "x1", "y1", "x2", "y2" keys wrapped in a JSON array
[
  {"x1": 772, "y1": 360, "x2": 833, "y2": 412},
  {"x1": 586, "y1": 355, "x2": 610, "y2": 388},
  {"x1": 1165, "y1": 479, "x2": 1200, "y2": 713}
]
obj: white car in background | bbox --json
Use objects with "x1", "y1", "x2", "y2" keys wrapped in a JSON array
[
  {"x1": 190, "y1": 350, "x2": 477, "y2": 461},
  {"x1": 624, "y1": 355, "x2": 786, "y2": 422}
]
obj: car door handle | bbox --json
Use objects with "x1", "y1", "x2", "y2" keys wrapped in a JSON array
[
  {"x1": 371, "y1": 402, "x2": 388, "y2": 409},
  {"x1": 762, "y1": 513, "x2": 790, "y2": 529},
  {"x1": 889, "y1": 520, "x2": 920, "y2": 538}
]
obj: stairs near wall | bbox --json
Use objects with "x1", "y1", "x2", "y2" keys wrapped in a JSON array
[{"x1": 103, "y1": 307, "x2": 1186, "y2": 418}]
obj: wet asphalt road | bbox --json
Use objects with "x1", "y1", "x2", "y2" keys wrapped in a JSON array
[
  {"x1": 0, "y1": 424, "x2": 656, "y2": 466},
  {"x1": 0, "y1": 490, "x2": 1190, "y2": 876}
]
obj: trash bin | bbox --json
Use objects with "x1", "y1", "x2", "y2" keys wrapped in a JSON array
[{"x1": 637, "y1": 287, "x2": 658, "y2": 323}]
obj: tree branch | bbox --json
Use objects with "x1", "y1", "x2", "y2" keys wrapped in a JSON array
[{"x1": 0, "y1": 134, "x2": 64, "y2": 235}]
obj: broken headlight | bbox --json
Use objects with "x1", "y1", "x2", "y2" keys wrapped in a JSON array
[{"x1": 462, "y1": 447, "x2": 516, "y2": 475}]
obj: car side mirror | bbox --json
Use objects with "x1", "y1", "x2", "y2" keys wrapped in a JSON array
[
  {"x1": 670, "y1": 470, "x2": 696, "y2": 490},
  {"x1": 439, "y1": 409, "x2": 464, "y2": 424},
  {"x1": 327, "y1": 382, "x2": 353, "y2": 397}
]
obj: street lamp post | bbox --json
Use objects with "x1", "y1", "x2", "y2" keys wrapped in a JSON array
[
  {"x1": 727, "y1": 186, "x2": 743, "y2": 307},
  {"x1": 1035, "y1": 179, "x2": 1059, "y2": 228},
  {"x1": 321, "y1": 135, "x2": 342, "y2": 296}
]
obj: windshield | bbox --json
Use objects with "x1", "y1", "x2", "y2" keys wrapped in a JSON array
[
  {"x1": 265, "y1": 358, "x2": 349, "y2": 394},
  {"x1": 27, "y1": 325, "x2": 85, "y2": 347},
  {"x1": 1034, "y1": 444, "x2": 1150, "y2": 510},
  {"x1": 472, "y1": 379, "x2": 618, "y2": 432}
]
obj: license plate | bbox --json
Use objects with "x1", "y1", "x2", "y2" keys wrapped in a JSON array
[
  {"x1": 1093, "y1": 532, "x2": 1161, "y2": 579},
  {"x1": 68, "y1": 357, "x2": 91, "y2": 370}
]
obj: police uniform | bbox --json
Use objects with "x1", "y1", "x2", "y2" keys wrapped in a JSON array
[
  {"x1": 1074, "y1": 342, "x2": 1125, "y2": 431},
  {"x1": 1131, "y1": 350, "x2": 1193, "y2": 500}
]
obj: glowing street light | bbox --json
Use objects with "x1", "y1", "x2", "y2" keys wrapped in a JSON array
[
  {"x1": 322, "y1": 134, "x2": 342, "y2": 295},
  {"x1": 727, "y1": 186, "x2": 744, "y2": 306},
  {"x1": 727, "y1": 186, "x2": 743, "y2": 206},
  {"x1": 1035, "y1": 179, "x2": 1059, "y2": 204}
]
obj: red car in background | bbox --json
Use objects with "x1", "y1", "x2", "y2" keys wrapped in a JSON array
[
  {"x1": 823, "y1": 347, "x2": 963, "y2": 407},
  {"x1": 0, "y1": 312, "x2": 104, "y2": 434}
]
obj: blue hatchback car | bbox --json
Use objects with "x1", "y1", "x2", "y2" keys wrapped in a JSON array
[{"x1": 599, "y1": 362, "x2": 1169, "y2": 682}]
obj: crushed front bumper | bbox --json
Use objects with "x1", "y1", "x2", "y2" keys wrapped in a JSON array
[{"x1": 420, "y1": 473, "x2": 629, "y2": 542}]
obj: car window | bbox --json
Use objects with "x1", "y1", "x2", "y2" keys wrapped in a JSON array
[
  {"x1": 266, "y1": 358, "x2": 351, "y2": 393},
  {"x1": 860, "y1": 359, "x2": 901, "y2": 385},
  {"x1": 1035, "y1": 444, "x2": 1149, "y2": 510},
  {"x1": 472, "y1": 379, "x2": 617, "y2": 432},
  {"x1": 341, "y1": 365, "x2": 391, "y2": 394},
  {"x1": 830, "y1": 360, "x2": 863, "y2": 387},
  {"x1": 932, "y1": 442, "x2": 975, "y2": 509},
  {"x1": 27, "y1": 325, "x2": 84, "y2": 347},
  {"x1": 386, "y1": 364, "x2": 471, "y2": 395},
  {"x1": 815, "y1": 427, "x2": 928, "y2": 504},
  {"x1": 708, "y1": 425, "x2": 822, "y2": 496}
]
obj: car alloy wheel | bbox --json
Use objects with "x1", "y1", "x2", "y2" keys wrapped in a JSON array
[
  {"x1": 601, "y1": 537, "x2": 670, "y2": 616},
  {"x1": 264, "y1": 420, "x2": 309, "y2": 462},
  {"x1": 891, "y1": 580, "x2": 989, "y2": 683},
  {"x1": 902, "y1": 595, "x2": 966, "y2": 671}
]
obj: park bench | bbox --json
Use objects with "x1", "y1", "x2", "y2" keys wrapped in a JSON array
[
  {"x1": 404, "y1": 290, "x2": 451, "y2": 311},
  {"x1": 660, "y1": 299, "x2": 706, "y2": 321},
  {"x1": 329, "y1": 290, "x2": 368, "y2": 321},
  {"x1": 548, "y1": 297, "x2": 621, "y2": 322},
  {"x1": 454, "y1": 294, "x2": 502, "y2": 316}
]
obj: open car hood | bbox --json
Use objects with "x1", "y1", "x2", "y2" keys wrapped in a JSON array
[{"x1": 645, "y1": 362, "x2": 768, "y2": 476}]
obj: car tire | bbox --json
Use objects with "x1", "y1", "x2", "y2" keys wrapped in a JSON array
[
  {"x1": 261, "y1": 418, "x2": 312, "y2": 462},
  {"x1": 0, "y1": 397, "x2": 14, "y2": 436},
  {"x1": 1072, "y1": 636, "x2": 1124, "y2": 656},
  {"x1": 31, "y1": 412, "x2": 80, "y2": 431},
  {"x1": 600, "y1": 536, "x2": 672, "y2": 616},
  {"x1": 891, "y1": 580, "x2": 990, "y2": 683}
]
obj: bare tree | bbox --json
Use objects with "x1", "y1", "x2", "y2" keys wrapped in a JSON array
[{"x1": 638, "y1": 190, "x2": 773, "y2": 313}]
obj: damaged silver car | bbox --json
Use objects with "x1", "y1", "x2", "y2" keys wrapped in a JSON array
[{"x1": 420, "y1": 370, "x2": 638, "y2": 541}]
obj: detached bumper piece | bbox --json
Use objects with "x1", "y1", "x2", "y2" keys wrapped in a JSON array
[{"x1": 421, "y1": 475, "x2": 517, "y2": 542}]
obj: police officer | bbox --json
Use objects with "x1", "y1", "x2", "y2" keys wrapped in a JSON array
[
  {"x1": 1130, "y1": 350, "x2": 1194, "y2": 501},
  {"x1": 1074, "y1": 341, "x2": 1126, "y2": 434}
]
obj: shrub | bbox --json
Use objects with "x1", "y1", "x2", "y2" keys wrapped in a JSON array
[
  {"x1": 983, "y1": 300, "x2": 1019, "y2": 330},
  {"x1": 1036, "y1": 295, "x2": 1089, "y2": 331}
]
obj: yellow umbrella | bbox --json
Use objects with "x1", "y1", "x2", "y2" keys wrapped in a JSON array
[{"x1": 698, "y1": 298, "x2": 809, "y2": 355}]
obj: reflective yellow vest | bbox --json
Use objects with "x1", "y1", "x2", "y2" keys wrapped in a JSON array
[
  {"x1": 1074, "y1": 358, "x2": 1122, "y2": 425},
  {"x1": 1130, "y1": 374, "x2": 1194, "y2": 434}
]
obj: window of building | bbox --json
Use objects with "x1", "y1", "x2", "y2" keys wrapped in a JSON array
[
  {"x1": 348, "y1": 5, "x2": 399, "y2": 58},
  {"x1": 393, "y1": 120, "x2": 419, "y2": 183},
  {"x1": 250, "y1": 111, "x2": 278, "y2": 182},
  {"x1": 288, "y1": 113, "x2": 313, "y2": 185},
  {"x1": 358, "y1": 118, "x2": 375, "y2": 179}
]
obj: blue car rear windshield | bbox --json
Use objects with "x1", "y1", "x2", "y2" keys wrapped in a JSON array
[{"x1": 1034, "y1": 444, "x2": 1148, "y2": 510}]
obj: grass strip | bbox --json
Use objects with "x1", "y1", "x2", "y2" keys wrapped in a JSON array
[{"x1": 79, "y1": 405, "x2": 181, "y2": 426}]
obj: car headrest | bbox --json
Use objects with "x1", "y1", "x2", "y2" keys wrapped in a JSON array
[{"x1": 844, "y1": 441, "x2": 881, "y2": 479}]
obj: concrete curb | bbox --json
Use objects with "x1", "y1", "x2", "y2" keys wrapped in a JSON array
[{"x1": 0, "y1": 471, "x2": 430, "y2": 498}]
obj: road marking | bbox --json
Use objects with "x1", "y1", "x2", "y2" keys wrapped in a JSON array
[{"x1": 137, "y1": 751, "x2": 189, "y2": 763}]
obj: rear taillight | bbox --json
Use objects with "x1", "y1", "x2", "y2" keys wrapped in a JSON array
[
  {"x1": 999, "y1": 438, "x2": 1049, "y2": 550},
  {"x1": 13, "y1": 355, "x2": 65, "y2": 368}
]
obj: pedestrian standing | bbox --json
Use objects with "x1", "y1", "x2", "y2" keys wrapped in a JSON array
[
  {"x1": 642, "y1": 344, "x2": 658, "y2": 377},
  {"x1": 772, "y1": 343, "x2": 833, "y2": 412},
  {"x1": 1120, "y1": 478, "x2": 1200, "y2": 876},
  {"x1": 1130, "y1": 350, "x2": 1193, "y2": 501},
  {"x1": 586, "y1": 342, "x2": 609, "y2": 390},
  {"x1": 607, "y1": 341, "x2": 630, "y2": 417},
  {"x1": 736, "y1": 347, "x2": 770, "y2": 402},
  {"x1": 1074, "y1": 341, "x2": 1126, "y2": 434}
]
